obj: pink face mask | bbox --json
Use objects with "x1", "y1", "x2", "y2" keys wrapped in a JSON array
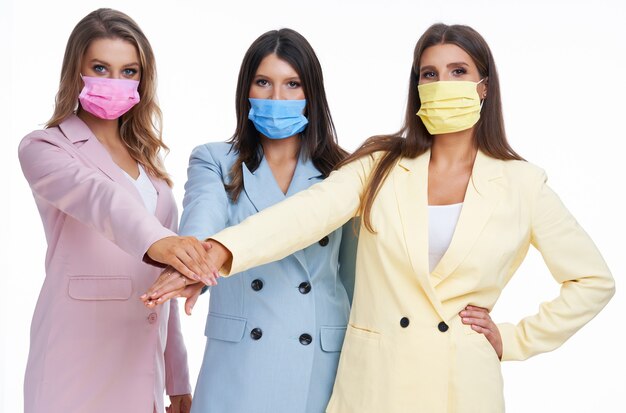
[{"x1": 78, "y1": 75, "x2": 140, "y2": 120}]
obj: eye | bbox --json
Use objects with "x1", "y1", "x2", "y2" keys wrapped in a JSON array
[
  {"x1": 452, "y1": 67, "x2": 467, "y2": 76},
  {"x1": 287, "y1": 80, "x2": 301, "y2": 88},
  {"x1": 123, "y1": 68, "x2": 138, "y2": 77},
  {"x1": 255, "y1": 79, "x2": 269, "y2": 87},
  {"x1": 420, "y1": 71, "x2": 436, "y2": 79},
  {"x1": 93, "y1": 64, "x2": 107, "y2": 74}
]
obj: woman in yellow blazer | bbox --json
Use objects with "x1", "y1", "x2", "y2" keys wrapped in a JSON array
[{"x1": 145, "y1": 23, "x2": 615, "y2": 412}]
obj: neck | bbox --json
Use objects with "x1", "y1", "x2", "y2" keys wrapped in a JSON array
[
  {"x1": 261, "y1": 135, "x2": 301, "y2": 162},
  {"x1": 77, "y1": 109, "x2": 122, "y2": 145},
  {"x1": 430, "y1": 129, "x2": 477, "y2": 170}
]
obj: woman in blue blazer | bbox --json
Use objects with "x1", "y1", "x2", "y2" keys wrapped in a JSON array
[{"x1": 177, "y1": 29, "x2": 356, "y2": 412}]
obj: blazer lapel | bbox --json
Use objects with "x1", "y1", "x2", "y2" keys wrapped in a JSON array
[
  {"x1": 394, "y1": 150, "x2": 447, "y2": 320},
  {"x1": 242, "y1": 152, "x2": 323, "y2": 275},
  {"x1": 430, "y1": 151, "x2": 504, "y2": 287},
  {"x1": 58, "y1": 115, "x2": 142, "y2": 203}
]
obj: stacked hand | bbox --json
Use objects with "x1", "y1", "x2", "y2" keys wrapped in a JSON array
[
  {"x1": 147, "y1": 236, "x2": 218, "y2": 284},
  {"x1": 141, "y1": 240, "x2": 232, "y2": 314}
]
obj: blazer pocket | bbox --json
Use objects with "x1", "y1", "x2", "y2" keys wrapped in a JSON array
[
  {"x1": 205, "y1": 313, "x2": 247, "y2": 343},
  {"x1": 320, "y1": 326, "x2": 347, "y2": 353},
  {"x1": 347, "y1": 324, "x2": 381, "y2": 341},
  {"x1": 68, "y1": 276, "x2": 132, "y2": 301}
]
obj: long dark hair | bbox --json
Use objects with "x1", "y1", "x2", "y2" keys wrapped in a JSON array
[
  {"x1": 339, "y1": 23, "x2": 523, "y2": 232},
  {"x1": 226, "y1": 28, "x2": 347, "y2": 201}
]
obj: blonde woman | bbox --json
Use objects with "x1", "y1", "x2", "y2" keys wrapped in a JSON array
[{"x1": 18, "y1": 8, "x2": 212, "y2": 413}]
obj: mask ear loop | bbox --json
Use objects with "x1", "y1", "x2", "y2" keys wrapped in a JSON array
[{"x1": 478, "y1": 77, "x2": 488, "y2": 112}]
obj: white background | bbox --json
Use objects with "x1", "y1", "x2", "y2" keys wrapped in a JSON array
[{"x1": 1, "y1": 0, "x2": 625, "y2": 412}]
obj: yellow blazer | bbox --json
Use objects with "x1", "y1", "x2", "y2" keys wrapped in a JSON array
[{"x1": 213, "y1": 150, "x2": 614, "y2": 413}]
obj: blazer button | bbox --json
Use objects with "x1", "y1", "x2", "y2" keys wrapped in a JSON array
[
  {"x1": 299, "y1": 333, "x2": 313, "y2": 345},
  {"x1": 400, "y1": 317, "x2": 410, "y2": 328},
  {"x1": 298, "y1": 281, "x2": 311, "y2": 294},
  {"x1": 148, "y1": 313, "x2": 157, "y2": 324},
  {"x1": 250, "y1": 328, "x2": 263, "y2": 340},
  {"x1": 251, "y1": 279, "x2": 264, "y2": 291},
  {"x1": 438, "y1": 321, "x2": 449, "y2": 332},
  {"x1": 318, "y1": 236, "x2": 329, "y2": 246}
]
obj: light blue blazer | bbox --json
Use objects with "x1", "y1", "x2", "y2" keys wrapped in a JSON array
[{"x1": 180, "y1": 142, "x2": 357, "y2": 413}]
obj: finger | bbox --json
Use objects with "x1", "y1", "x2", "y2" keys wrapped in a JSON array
[
  {"x1": 189, "y1": 239, "x2": 212, "y2": 276},
  {"x1": 185, "y1": 286, "x2": 204, "y2": 315},
  {"x1": 144, "y1": 269, "x2": 180, "y2": 299},
  {"x1": 461, "y1": 317, "x2": 493, "y2": 330},
  {"x1": 180, "y1": 241, "x2": 210, "y2": 279},
  {"x1": 465, "y1": 305, "x2": 490, "y2": 313},
  {"x1": 153, "y1": 288, "x2": 186, "y2": 306},
  {"x1": 201, "y1": 241, "x2": 212, "y2": 251},
  {"x1": 471, "y1": 324, "x2": 490, "y2": 335},
  {"x1": 460, "y1": 309, "x2": 490, "y2": 319},
  {"x1": 149, "y1": 276, "x2": 189, "y2": 301},
  {"x1": 167, "y1": 257, "x2": 200, "y2": 282}
]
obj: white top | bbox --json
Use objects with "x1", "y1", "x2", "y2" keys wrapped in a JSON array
[
  {"x1": 122, "y1": 164, "x2": 166, "y2": 410},
  {"x1": 122, "y1": 164, "x2": 158, "y2": 214},
  {"x1": 428, "y1": 203, "x2": 463, "y2": 273}
]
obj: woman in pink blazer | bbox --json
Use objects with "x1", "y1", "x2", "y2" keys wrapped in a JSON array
[{"x1": 18, "y1": 9, "x2": 215, "y2": 413}]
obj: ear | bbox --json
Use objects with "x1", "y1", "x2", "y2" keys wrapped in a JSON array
[{"x1": 480, "y1": 77, "x2": 489, "y2": 99}]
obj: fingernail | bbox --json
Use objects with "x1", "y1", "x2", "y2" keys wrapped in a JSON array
[
  {"x1": 140, "y1": 294, "x2": 147, "y2": 299},
  {"x1": 150, "y1": 291, "x2": 159, "y2": 297}
]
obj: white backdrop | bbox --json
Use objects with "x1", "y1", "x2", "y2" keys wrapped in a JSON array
[{"x1": 2, "y1": 0, "x2": 625, "y2": 412}]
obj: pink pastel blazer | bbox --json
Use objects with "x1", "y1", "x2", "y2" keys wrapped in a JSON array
[{"x1": 18, "y1": 114, "x2": 190, "y2": 413}]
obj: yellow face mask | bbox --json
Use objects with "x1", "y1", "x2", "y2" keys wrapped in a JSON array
[{"x1": 416, "y1": 79, "x2": 484, "y2": 135}]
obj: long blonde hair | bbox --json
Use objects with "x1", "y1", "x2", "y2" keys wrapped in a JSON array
[{"x1": 47, "y1": 8, "x2": 171, "y2": 186}]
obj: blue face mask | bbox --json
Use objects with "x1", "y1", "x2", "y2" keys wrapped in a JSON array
[{"x1": 248, "y1": 98, "x2": 309, "y2": 139}]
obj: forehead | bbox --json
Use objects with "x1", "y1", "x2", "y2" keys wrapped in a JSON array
[
  {"x1": 419, "y1": 43, "x2": 476, "y2": 69},
  {"x1": 255, "y1": 53, "x2": 299, "y2": 78},
  {"x1": 83, "y1": 37, "x2": 139, "y2": 65}
]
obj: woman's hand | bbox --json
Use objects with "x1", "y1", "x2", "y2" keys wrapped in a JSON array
[
  {"x1": 141, "y1": 267, "x2": 209, "y2": 312},
  {"x1": 460, "y1": 305, "x2": 503, "y2": 359},
  {"x1": 146, "y1": 236, "x2": 213, "y2": 281},
  {"x1": 166, "y1": 393, "x2": 192, "y2": 413}
]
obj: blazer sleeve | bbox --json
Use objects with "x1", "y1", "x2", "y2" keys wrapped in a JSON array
[
  {"x1": 18, "y1": 131, "x2": 174, "y2": 259},
  {"x1": 179, "y1": 144, "x2": 230, "y2": 239},
  {"x1": 212, "y1": 155, "x2": 374, "y2": 276},
  {"x1": 498, "y1": 170, "x2": 615, "y2": 361},
  {"x1": 164, "y1": 298, "x2": 192, "y2": 396},
  {"x1": 338, "y1": 218, "x2": 360, "y2": 305}
]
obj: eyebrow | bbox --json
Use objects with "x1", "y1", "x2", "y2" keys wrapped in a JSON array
[
  {"x1": 88, "y1": 59, "x2": 140, "y2": 67},
  {"x1": 254, "y1": 73, "x2": 301, "y2": 81},
  {"x1": 419, "y1": 62, "x2": 469, "y2": 72}
]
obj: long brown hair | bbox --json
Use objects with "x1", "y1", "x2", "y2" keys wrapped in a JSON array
[
  {"x1": 46, "y1": 8, "x2": 171, "y2": 186},
  {"x1": 340, "y1": 23, "x2": 523, "y2": 232},
  {"x1": 226, "y1": 28, "x2": 348, "y2": 201}
]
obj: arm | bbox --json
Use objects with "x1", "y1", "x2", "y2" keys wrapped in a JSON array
[
  {"x1": 164, "y1": 299, "x2": 192, "y2": 396},
  {"x1": 212, "y1": 155, "x2": 374, "y2": 276},
  {"x1": 498, "y1": 170, "x2": 615, "y2": 361},
  {"x1": 19, "y1": 132, "x2": 173, "y2": 259},
  {"x1": 19, "y1": 132, "x2": 214, "y2": 280},
  {"x1": 338, "y1": 218, "x2": 360, "y2": 304},
  {"x1": 179, "y1": 144, "x2": 230, "y2": 239}
]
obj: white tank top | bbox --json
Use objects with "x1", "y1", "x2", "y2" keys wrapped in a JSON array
[
  {"x1": 428, "y1": 203, "x2": 463, "y2": 273},
  {"x1": 122, "y1": 164, "x2": 158, "y2": 214}
]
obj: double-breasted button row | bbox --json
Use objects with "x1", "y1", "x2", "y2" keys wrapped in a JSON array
[
  {"x1": 249, "y1": 329, "x2": 313, "y2": 346},
  {"x1": 398, "y1": 317, "x2": 449, "y2": 333}
]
